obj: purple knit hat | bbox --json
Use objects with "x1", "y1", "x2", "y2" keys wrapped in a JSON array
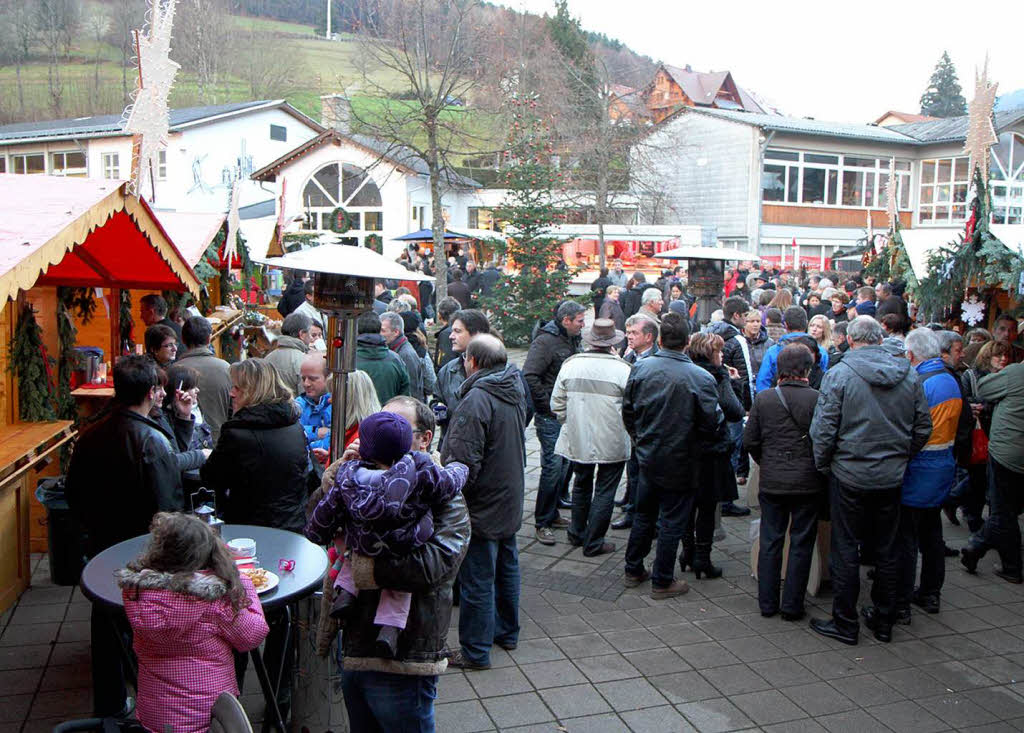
[{"x1": 359, "y1": 411, "x2": 413, "y2": 465}]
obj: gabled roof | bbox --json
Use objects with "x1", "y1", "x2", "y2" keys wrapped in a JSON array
[
  {"x1": 250, "y1": 128, "x2": 480, "y2": 188},
  {"x1": 873, "y1": 110, "x2": 936, "y2": 125},
  {"x1": 888, "y1": 108, "x2": 1024, "y2": 144},
  {"x1": 679, "y1": 107, "x2": 919, "y2": 144},
  {"x1": 0, "y1": 100, "x2": 324, "y2": 145},
  {"x1": 660, "y1": 65, "x2": 766, "y2": 114}
]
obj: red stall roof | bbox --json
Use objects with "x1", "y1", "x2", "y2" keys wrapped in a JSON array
[{"x1": 0, "y1": 175, "x2": 201, "y2": 302}]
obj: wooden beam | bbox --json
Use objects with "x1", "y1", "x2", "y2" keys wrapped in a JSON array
[{"x1": 71, "y1": 247, "x2": 116, "y2": 281}]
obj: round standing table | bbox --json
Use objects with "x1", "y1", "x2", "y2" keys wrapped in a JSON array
[{"x1": 80, "y1": 524, "x2": 328, "y2": 732}]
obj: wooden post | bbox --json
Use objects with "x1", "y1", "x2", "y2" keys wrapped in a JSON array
[{"x1": 110, "y1": 288, "x2": 121, "y2": 360}]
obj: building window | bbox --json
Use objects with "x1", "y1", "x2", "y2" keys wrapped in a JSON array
[
  {"x1": 156, "y1": 150, "x2": 167, "y2": 180},
  {"x1": 469, "y1": 208, "x2": 496, "y2": 230},
  {"x1": 991, "y1": 132, "x2": 1024, "y2": 225},
  {"x1": 270, "y1": 124, "x2": 287, "y2": 142},
  {"x1": 762, "y1": 149, "x2": 910, "y2": 210},
  {"x1": 102, "y1": 152, "x2": 120, "y2": 179},
  {"x1": 0, "y1": 157, "x2": 5, "y2": 173},
  {"x1": 51, "y1": 151, "x2": 88, "y2": 177},
  {"x1": 12, "y1": 153, "x2": 46, "y2": 175},
  {"x1": 918, "y1": 156, "x2": 969, "y2": 224},
  {"x1": 300, "y1": 162, "x2": 384, "y2": 234}
]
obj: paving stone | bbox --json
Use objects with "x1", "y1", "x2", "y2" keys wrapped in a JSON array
[
  {"x1": 8, "y1": 604, "x2": 66, "y2": 625},
  {"x1": 601, "y1": 628, "x2": 663, "y2": 653},
  {"x1": 691, "y1": 617, "x2": 756, "y2": 640},
  {"x1": 920, "y1": 660, "x2": 998, "y2": 690},
  {"x1": 718, "y1": 634, "x2": 785, "y2": 662},
  {"x1": 627, "y1": 605, "x2": 685, "y2": 627},
  {"x1": 555, "y1": 632, "x2": 616, "y2": 659},
  {"x1": 816, "y1": 708, "x2": 891, "y2": 733},
  {"x1": 621, "y1": 648, "x2": 690, "y2": 677},
  {"x1": 434, "y1": 700, "x2": 495, "y2": 733},
  {"x1": 829, "y1": 673, "x2": 904, "y2": 707},
  {"x1": 436, "y1": 672, "x2": 477, "y2": 703},
  {"x1": 535, "y1": 614, "x2": 595, "y2": 638},
  {"x1": 761, "y1": 720, "x2": 828, "y2": 733},
  {"x1": 39, "y1": 663, "x2": 91, "y2": 691},
  {"x1": 0, "y1": 644, "x2": 51, "y2": 671},
  {"x1": 619, "y1": 705, "x2": 697, "y2": 733},
  {"x1": 748, "y1": 657, "x2": 819, "y2": 687},
  {"x1": 518, "y1": 659, "x2": 587, "y2": 689},
  {"x1": 16, "y1": 588, "x2": 71, "y2": 606},
  {"x1": 574, "y1": 653, "x2": 642, "y2": 684},
  {"x1": 676, "y1": 697, "x2": 754, "y2": 733},
  {"x1": 0, "y1": 695, "x2": 33, "y2": 723},
  {"x1": 917, "y1": 692, "x2": 1000, "y2": 728},
  {"x1": 0, "y1": 624, "x2": 59, "y2": 648},
  {"x1": 699, "y1": 663, "x2": 771, "y2": 696},
  {"x1": 467, "y1": 665, "x2": 533, "y2": 698},
  {"x1": 55, "y1": 621, "x2": 90, "y2": 644},
  {"x1": 28, "y1": 688, "x2": 91, "y2": 719},
  {"x1": 886, "y1": 639, "x2": 952, "y2": 666},
  {"x1": 962, "y1": 686, "x2": 1024, "y2": 720},
  {"x1": 672, "y1": 641, "x2": 742, "y2": 669},
  {"x1": 967, "y1": 628, "x2": 1024, "y2": 655},
  {"x1": 794, "y1": 650, "x2": 865, "y2": 680},
  {"x1": 864, "y1": 700, "x2": 949, "y2": 733},
  {"x1": 595, "y1": 678, "x2": 669, "y2": 712},
  {"x1": 481, "y1": 691, "x2": 553, "y2": 728},
  {"x1": 649, "y1": 623, "x2": 712, "y2": 647},
  {"x1": 508, "y1": 638, "x2": 567, "y2": 665},
  {"x1": 539, "y1": 682, "x2": 612, "y2": 719},
  {"x1": 730, "y1": 689, "x2": 807, "y2": 725},
  {"x1": 0, "y1": 668, "x2": 43, "y2": 696},
  {"x1": 779, "y1": 682, "x2": 857, "y2": 717},
  {"x1": 558, "y1": 712, "x2": 630, "y2": 732},
  {"x1": 648, "y1": 671, "x2": 719, "y2": 704}
]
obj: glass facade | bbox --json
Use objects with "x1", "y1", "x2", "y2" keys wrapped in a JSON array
[{"x1": 761, "y1": 149, "x2": 911, "y2": 210}]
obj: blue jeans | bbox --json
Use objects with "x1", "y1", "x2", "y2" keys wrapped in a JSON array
[
  {"x1": 340, "y1": 670, "x2": 437, "y2": 733},
  {"x1": 728, "y1": 419, "x2": 748, "y2": 478},
  {"x1": 534, "y1": 413, "x2": 571, "y2": 528},
  {"x1": 458, "y1": 535, "x2": 520, "y2": 666}
]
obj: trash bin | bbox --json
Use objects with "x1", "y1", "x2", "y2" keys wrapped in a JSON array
[{"x1": 35, "y1": 477, "x2": 85, "y2": 586}]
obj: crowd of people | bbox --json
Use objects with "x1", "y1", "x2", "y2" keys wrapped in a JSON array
[{"x1": 61, "y1": 258, "x2": 1024, "y2": 731}]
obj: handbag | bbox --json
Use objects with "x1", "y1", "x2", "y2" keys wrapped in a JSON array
[{"x1": 970, "y1": 418, "x2": 989, "y2": 465}]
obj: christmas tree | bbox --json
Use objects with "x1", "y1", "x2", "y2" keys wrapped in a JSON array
[
  {"x1": 920, "y1": 52, "x2": 967, "y2": 118},
  {"x1": 481, "y1": 98, "x2": 573, "y2": 345},
  {"x1": 9, "y1": 303, "x2": 56, "y2": 422}
]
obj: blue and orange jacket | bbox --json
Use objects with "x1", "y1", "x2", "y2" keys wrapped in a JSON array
[{"x1": 902, "y1": 358, "x2": 963, "y2": 508}]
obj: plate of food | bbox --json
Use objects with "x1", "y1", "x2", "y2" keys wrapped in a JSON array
[{"x1": 240, "y1": 567, "x2": 279, "y2": 594}]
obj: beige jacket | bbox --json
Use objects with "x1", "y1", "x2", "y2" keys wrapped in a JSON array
[{"x1": 551, "y1": 351, "x2": 632, "y2": 464}]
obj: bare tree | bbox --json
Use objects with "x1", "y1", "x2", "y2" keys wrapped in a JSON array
[
  {"x1": 85, "y1": 5, "x2": 109, "y2": 110},
  {"x1": 175, "y1": 0, "x2": 235, "y2": 103},
  {"x1": 0, "y1": 1, "x2": 37, "y2": 118},
  {"x1": 107, "y1": 0, "x2": 146, "y2": 105},
  {"x1": 349, "y1": 0, "x2": 492, "y2": 302},
  {"x1": 234, "y1": 24, "x2": 306, "y2": 99},
  {"x1": 35, "y1": 0, "x2": 81, "y2": 116}
]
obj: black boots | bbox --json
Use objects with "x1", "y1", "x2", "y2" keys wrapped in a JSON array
[
  {"x1": 691, "y1": 543, "x2": 722, "y2": 580},
  {"x1": 679, "y1": 538, "x2": 694, "y2": 573}
]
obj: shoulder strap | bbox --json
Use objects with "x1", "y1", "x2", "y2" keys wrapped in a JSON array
[
  {"x1": 967, "y1": 369, "x2": 979, "y2": 396},
  {"x1": 774, "y1": 386, "x2": 809, "y2": 438}
]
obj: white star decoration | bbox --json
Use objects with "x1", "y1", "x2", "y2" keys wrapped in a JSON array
[
  {"x1": 961, "y1": 294, "x2": 986, "y2": 326},
  {"x1": 962, "y1": 59, "x2": 999, "y2": 183},
  {"x1": 122, "y1": 0, "x2": 179, "y2": 199},
  {"x1": 225, "y1": 181, "x2": 240, "y2": 264}
]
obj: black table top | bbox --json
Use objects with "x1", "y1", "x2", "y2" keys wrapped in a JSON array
[{"x1": 80, "y1": 524, "x2": 328, "y2": 612}]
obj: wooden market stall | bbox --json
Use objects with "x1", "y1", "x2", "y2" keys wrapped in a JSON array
[{"x1": 0, "y1": 174, "x2": 201, "y2": 612}]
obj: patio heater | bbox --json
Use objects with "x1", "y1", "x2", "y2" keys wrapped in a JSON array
[
  {"x1": 656, "y1": 244, "x2": 757, "y2": 325},
  {"x1": 255, "y1": 244, "x2": 432, "y2": 459}
]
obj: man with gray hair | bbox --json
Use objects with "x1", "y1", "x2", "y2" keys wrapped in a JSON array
[
  {"x1": 443, "y1": 334, "x2": 527, "y2": 670},
  {"x1": 809, "y1": 315, "x2": 932, "y2": 645},
  {"x1": 523, "y1": 300, "x2": 585, "y2": 544},
  {"x1": 265, "y1": 311, "x2": 312, "y2": 395},
  {"x1": 380, "y1": 311, "x2": 424, "y2": 402},
  {"x1": 639, "y1": 287, "x2": 664, "y2": 321}
]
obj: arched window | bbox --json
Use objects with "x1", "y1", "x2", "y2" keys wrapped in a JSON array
[{"x1": 300, "y1": 163, "x2": 384, "y2": 239}]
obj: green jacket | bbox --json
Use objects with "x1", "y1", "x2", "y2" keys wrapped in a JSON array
[
  {"x1": 977, "y1": 362, "x2": 1024, "y2": 474},
  {"x1": 355, "y1": 334, "x2": 410, "y2": 405}
]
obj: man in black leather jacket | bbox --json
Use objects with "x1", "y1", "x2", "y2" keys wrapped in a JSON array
[{"x1": 66, "y1": 355, "x2": 187, "y2": 718}]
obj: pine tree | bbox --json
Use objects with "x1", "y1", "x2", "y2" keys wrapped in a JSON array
[
  {"x1": 920, "y1": 52, "x2": 967, "y2": 118},
  {"x1": 480, "y1": 98, "x2": 573, "y2": 346},
  {"x1": 9, "y1": 303, "x2": 57, "y2": 422}
]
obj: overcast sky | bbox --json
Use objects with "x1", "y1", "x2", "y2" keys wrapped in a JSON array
[{"x1": 507, "y1": 0, "x2": 1023, "y2": 123}]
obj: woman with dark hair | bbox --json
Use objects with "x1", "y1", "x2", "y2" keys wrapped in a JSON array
[
  {"x1": 682, "y1": 332, "x2": 745, "y2": 579},
  {"x1": 117, "y1": 513, "x2": 268, "y2": 733},
  {"x1": 744, "y1": 344, "x2": 824, "y2": 620}
]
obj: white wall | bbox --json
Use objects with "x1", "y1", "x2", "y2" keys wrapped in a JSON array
[{"x1": 633, "y1": 113, "x2": 759, "y2": 246}]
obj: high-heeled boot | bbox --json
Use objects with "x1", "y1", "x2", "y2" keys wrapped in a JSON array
[
  {"x1": 679, "y1": 535, "x2": 695, "y2": 573},
  {"x1": 691, "y1": 542, "x2": 722, "y2": 580}
]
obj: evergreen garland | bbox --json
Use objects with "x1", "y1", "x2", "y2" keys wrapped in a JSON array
[
  {"x1": 119, "y1": 290, "x2": 135, "y2": 355},
  {"x1": 55, "y1": 289, "x2": 80, "y2": 421},
  {"x1": 479, "y1": 97, "x2": 573, "y2": 345},
  {"x1": 365, "y1": 233, "x2": 383, "y2": 254},
  {"x1": 328, "y1": 207, "x2": 355, "y2": 234},
  {"x1": 8, "y1": 303, "x2": 57, "y2": 422}
]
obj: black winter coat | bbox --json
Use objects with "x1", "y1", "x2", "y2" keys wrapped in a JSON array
[
  {"x1": 441, "y1": 365, "x2": 527, "y2": 539},
  {"x1": 201, "y1": 401, "x2": 311, "y2": 533},
  {"x1": 523, "y1": 320, "x2": 580, "y2": 416},
  {"x1": 692, "y1": 356, "x2": 745, "y2": 502},
  {"x1": 744, "y1": 382, "x2": 825, "y2": 496},
  {"x1": 277, "y1": 280, "x2": 306, "y2": 317},
  {"x1": 66, "y1": 408, "x2": 185, "y2": 556},
  {"x1": 622, "y1": 350, "x2": 723, "y2": 489},
  {"x1": 341, "y1": 493, "x2": 470, "y2": 674},
  {"x1": 710, "y1": 322, "x2": 754, "y2": 408}
]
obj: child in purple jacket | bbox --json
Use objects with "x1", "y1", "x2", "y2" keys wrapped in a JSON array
[{"x1": 305, "y1": 411, "x2": 467, "y2": 657}]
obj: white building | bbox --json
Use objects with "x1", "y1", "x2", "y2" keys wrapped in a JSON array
[{"x1": 0, "y1": 100, "x2": 323, "y2": 220}]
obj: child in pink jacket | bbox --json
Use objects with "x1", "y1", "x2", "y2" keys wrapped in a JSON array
[{"x1": 117, "y1": 513, "x2": 270, "y2": 733}]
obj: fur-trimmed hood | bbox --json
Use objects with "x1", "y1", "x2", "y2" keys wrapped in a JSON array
[{"x1": 117, "y1": 567, "x2": 228, "y2": 600}]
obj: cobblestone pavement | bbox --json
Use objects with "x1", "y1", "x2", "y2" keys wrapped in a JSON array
[{"x1": 3, "y1": 348, "x2": 1024, "y2": 730}]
